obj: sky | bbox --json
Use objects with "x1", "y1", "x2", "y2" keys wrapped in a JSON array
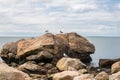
[{"x1": 0, "y1": 0, "x2": 120, "y2": 36}]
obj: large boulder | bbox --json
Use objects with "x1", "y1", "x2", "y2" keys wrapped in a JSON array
[
  {"x1": 99, "y1": 58, "x2": 120, "y2": 68},
  {"x1": 0, "y1": 62, "x2": 31, "y2": 80},
  {"x1": 16, "y1": 33, "x2": 55, "y2": 58},
  {"x1": 56, "y1": 57, "x2": 86, "y2": 71},
  {"x1": 95, "y1": 71, "x2": 109, "y2": 80},
  {"x1": 56, "y1": 32, "x2": 95, "y2": 63},
  {"x1": 16, "y1": 33, "x2": 69, "y2": 64},
  {"x1": 111, "y1": 61, "x2": 120, "y2": 73},
  {"x1": 53, "y1": 71, "x2": 79, "y2": 80}
]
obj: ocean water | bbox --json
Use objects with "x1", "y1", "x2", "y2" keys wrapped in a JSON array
[
  {"x1": 88, "y1": 37, "x2": 120, "y2": 66},
  {"x1": 0, "y1": 37, "x2": 120, "y2": 66}
]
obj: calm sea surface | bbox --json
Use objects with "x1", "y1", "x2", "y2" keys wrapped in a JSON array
[
  {"x1": 88, "y1": 37, "x2": 120, "y2": 66},
  {"x1": 0, "y1": 37, "x2": 120, "y2": 66}
]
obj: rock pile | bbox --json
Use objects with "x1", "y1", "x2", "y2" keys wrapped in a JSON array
[
  {"x1": 0, "y1": 32, "x2": 95, "y2": 80},
  {"x1": 0, "y1": 32, "x2": 119, "y2": 80},
  {"x1": 0, "y1": 32, "x2": 95, "y2": 66}
]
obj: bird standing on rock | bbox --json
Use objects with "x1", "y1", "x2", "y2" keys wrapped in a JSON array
[
  {"x1": 45, "y1": 30, "x2": 49, "y2": 33},
  {"x1": 60, "y1": 30, "x2": 63, "y2": 33}
]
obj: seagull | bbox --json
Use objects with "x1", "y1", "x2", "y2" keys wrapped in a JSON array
[
  {"x1": 45, "y1": 30, "x2": 49, "y2": 33},
  {"x1": 60, "y1": 30, "x2": 63, "y2": 33}
]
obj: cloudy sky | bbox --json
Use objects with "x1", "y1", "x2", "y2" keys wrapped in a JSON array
[{"x1": 0, "y1": 0, "x2": 120, "y2": 36}]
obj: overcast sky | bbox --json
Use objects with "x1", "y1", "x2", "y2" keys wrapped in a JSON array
[{"x1": 0, "y1": 0, "x2": 120, "y2": 36}]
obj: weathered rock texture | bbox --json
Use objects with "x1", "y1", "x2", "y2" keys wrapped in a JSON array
[
  {"x1": 99, "y1": 58, "x2": 120, "y2": 68},
  {"x1": 16, "y1": 33, "x2": 69, "y2": 64},
  {"x1": 0, "y1": 32, "x2": 95, "y2": 64},
  {"x1": 111, "y1": 61, "x2": 120, "y2": 74},
  {"x1": 0, "y1": 32, "x2": 119, "y2": 80},
  {"x1": 53, "y1": 71, "x2": 79, "y2": 80},
  {"x1": 56, "y1": 57, "x2": 86, "y2": 71},
  {"x1": 95, "y1": 71, "x2": 109, "y2": 80},
  {"x1": 0, "y1": 32, "x2": 95, "y2": 80},
  {"x1": 0, "y1": 62, "x2": 31, "y2": 80},
  {"x1": 56, "y1": 32, "x2": 95, "y2": 63},
  {"x1": 109, "y1": 71, "x2": 120, "y2": 80}
]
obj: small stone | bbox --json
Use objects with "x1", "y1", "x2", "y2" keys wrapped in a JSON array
[
  {"x1": 56, "y1": 57, "x2": 86, "y2": 71},
  {"x1": 44, "y1": 63, "x2": 53, "y2": 69},
  {"x1": 53, "y1": 71, "x2": 79, "y2": 80},
  {"x1": 38, "y1": 62, "x2": 45, "y2": 66},
  {"x1": 73, "y1": 74, "x2": 95, "y2": 80},
  {"x1": 10, "y1": 62, "x2": 18, "y2": 67},
  {"x1": 78, "y1": 69, "x2": 88, "y2": 74},
  {"x1": 48, "y1": 67, "x2": 59, "y2": 74},
  {"x1": 95, "y1": 71, "x2": 109, "y2": 80}
]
